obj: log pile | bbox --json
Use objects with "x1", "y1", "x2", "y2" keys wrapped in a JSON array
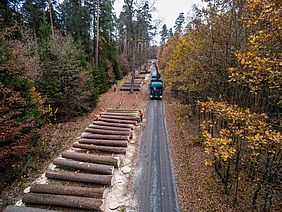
[
  {"x1": 5, "y1": 108, "x2": 141, "y2": 211},
  {"x1": 119, "y1": 72, "x2": 147, "y2": 91}
]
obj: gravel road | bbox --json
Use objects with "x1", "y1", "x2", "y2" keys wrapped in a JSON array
[{"x1": 135, "y1": 99, "x2": 180, "y2": 212}]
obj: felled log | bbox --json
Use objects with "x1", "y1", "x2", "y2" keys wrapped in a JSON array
[
  {"x1": 85, "y1": 127, "x2": 130, "y2": 136},
  {"x1": 53, "y1": 158, "x2": 114, "y2": 175},
  {"x1": 135, "y1": 75, "x2": 146, "y2": 79},
  {"x1": 120, "y1": 87, "x2": 140, "y2": 91},
  {"x1": 22, "y1": 193, "x2": 102, "y2": 211},
  {"x1": 99, "y1": 112, "x2": 139, "y2": 117},
  {"x1": 89, "y1": 124, "x2": 131, "y2": 132},
  {"x1": 46, "y1": 171, "x2": 112, "y2": 186},
  {"x1": 100, "y1": 114, "x2": 140, "y2": 122},
  {"x1": 73, "y1": 142, "x2": 127, "y2": 154},
  {"x1": 81, "y1": 132, "x2": 129, "y2": 140},
  {"x1": 78, "y1": 138, "x2": 128, "y2": 147},
  {"x1": 123, "y1": 83, "x2": 142, "y2": 87},
  {"x1": 62, "y1": 151, "x2": 120, "y2": 167},
  {"x1": 3, "y1": 206, "x2": 57, "y2": 212},
  {"x1": 99, "y1": 117, "x2": 137, "y2": 125},
  {"x1": 30, "y1": 184, "x2": 104, "y2": 198},
  {"x1": 93, "y1": 121, "x2": 133, "y2": 129},
  {"x1": 106, "y1": 108, "x2": 139, "y2": 113},
  {"x1": 121, "y1": 85, "x2": 141, "y2": 89}
]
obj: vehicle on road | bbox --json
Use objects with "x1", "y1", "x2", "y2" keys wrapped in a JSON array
[{"x1": 149, "y1": 79, "x2": 163, "y2": 99}]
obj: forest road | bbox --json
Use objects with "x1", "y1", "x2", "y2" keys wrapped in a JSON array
[{"x1": 134, "y1": 99, "x2": 180, "y2": 212}]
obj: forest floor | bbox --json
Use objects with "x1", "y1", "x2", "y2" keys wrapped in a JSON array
[
  {"x1": 1, "y1": 76, "x2": 231, "y2": 211},
  {"x1": 164, "y1": 90, "x2": 233, "y2": 211}
]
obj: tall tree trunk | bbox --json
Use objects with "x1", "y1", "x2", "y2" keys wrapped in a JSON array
[
  {"x1": 48, "y1": 0, "x2": 54, "y2": 36},
  {"x1": 95, "y1": 0, "x2": 100, "y2": 67}
]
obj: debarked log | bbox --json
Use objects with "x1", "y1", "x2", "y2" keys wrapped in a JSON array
[
  {"x1": 81, "y1": 132, "x2": 129, "y2": 140},
  {"x1": 30, "y1": 184, "x2": 104, "y2": 198},
  {"x1": 85, "y1": 127, "x2": 130, "y2": 136},
  {"x1": 89, "y1": 124, "x2": 131, "y2": 132},
  {"x1": 78, "y1": 138, "x2": 128, "y2": 147},
  {"x1": 73, "y1": 142, "x2": 127, "y2": 154},
  {"x1": 53, "y1": 158, "x2": 114, "y2": 175},
  {"x1": 62, "y1": 151, "x2": 120, "y2": 167},
  {"x1": 99, "y1": 117, "x2": 137, "y2": 125},
  {"x1": 22, "y1": 193, "x2": 102, "y2": 211},
  {"x1": 100, "y1": 114, "x2": 140, "y2": 122},
  {"x1": 45, "y1": 171, "x2": 112, "y2": 186},
  {"x1": 93, "y1": 121, "x2": 133, "y2": 129}
]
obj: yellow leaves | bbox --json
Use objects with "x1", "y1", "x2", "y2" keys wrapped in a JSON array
[
  {"x1": 204, "y1": 160, "x2": 213, "y2": 166},
  {"x1": 230, "y1": 0, "x2": 282, "y2": 94},
  {"x1": 200, "y1": 99, "x2": 282, "y2": 163},
  {"x1": 203, "y1": 130, "x2": 236, "y2": 162}
]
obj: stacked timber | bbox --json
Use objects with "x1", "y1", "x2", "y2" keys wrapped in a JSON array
[
  {"x1": 120, "y1": 75, "x2": 145, "y2": 91},
  {"x1": 4, "y1": 108, "x2": 141, "y2": 211}
]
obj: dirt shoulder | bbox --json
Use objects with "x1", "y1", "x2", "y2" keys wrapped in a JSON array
[{"x1": 163, "y1": 90, "x2": 232, "y2": 211}]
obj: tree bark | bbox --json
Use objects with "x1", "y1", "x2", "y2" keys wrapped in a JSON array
[
  {"x1": 120, "y1": 87, "x2": 141, "y2": 92},
  {"x1": 81, "y1": 132, "x2": 129, "y2": 140},
  {"x1": 78, "y1": 138, "x2": 128, "y2": 147},
  {"x1": 85, "y1": 127, "x2": 131, "y2": 136},
  {"x1": 62, "y1": 151, "x2": 120, "y2": 167},
  {"x1": 46, "y1": 171, "x2": 112, "y2": 186},
  {"x1": 30, "y1": 184, "x2": 104, "y2": 198},
  {"x1": 73, "y1": 142, "x2": 127, "y2": 154},
  {"x1": 99, "y1": 117, "x2": 137, "y2": 125},
  {"x1": 100, "y1": 114, "x2": 140, "y2": 121},
  {"x1": 95, "y1": 0, "x2": 100, "y2": 67},
  {"x1": 106, "y1": 108, "x2": 139, "y2": 113},
  {"x1": 93, "y1": 121, "x2": 134, "y2": 129},
  {"x1": 89, "y1": 124, "x2": 131, "y2": 132},
  {"x1": 48, "y1": 0, "x2": 54, "y2": 36},
  {"x1": 99, "y1": 112, "x2": 139, "y2": 117},
  {"x1": 22, "y1": 193, "x2": 102, "y2": 211},
  {"x1": 53, "y1": 158, "x2": 114, "y2": 175}
]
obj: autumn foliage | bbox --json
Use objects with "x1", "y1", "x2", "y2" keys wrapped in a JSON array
[{"x1": 160, "y1": 0, "x2": 281, "y2": 210}]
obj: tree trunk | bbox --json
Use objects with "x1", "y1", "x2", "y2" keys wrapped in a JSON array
[
  {"x1": 88, "y1": 124, "x2": 131, "y2": 132},
  {"x1": 106, "y1": 108, "x2": 139, "y2": 113},
  {"x1": 85, "y1": 127, "x2": 131, "y2": 136},
  {"x1": 61, "y1": 151, "x2": 120, "y2": 167},
  {"x1": 46, "y1": 171, "x2": 112, "y2": 186},
  {"x1": 100, "y1": 114, "x2": 140, "y2": 121},
  {"x1": 53, "y1": 158, "x2": 114, "y2": 175},
  {"x1": 78, "y1": 138, "x2": 128, "y2": 147},
  {"x1": 73, "y1": 142, "x2": 127, "y2": 154},
  {"x1": 93, "y1": 121, "x2": 134, "y2": 129},
  {"x1": 95, "y1": 0, "x2": 100, "y2": 67},
  {"x1": 30, "y1": 184, "x2": 104, "y2": 198},
  {"x1": 22, "y1": 193, "x2": 102, "y2": 211},
  {"x1": 99, "y1": 117, "x2": 137, "y2": 125},
  {"x1": 81, "y1": 132, "x2": 129, "y2": 140}
]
